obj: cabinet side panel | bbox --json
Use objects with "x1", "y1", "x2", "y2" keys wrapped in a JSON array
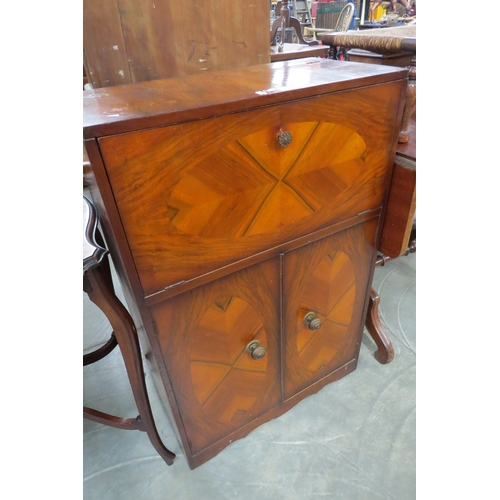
[{"x1": 378, "y1": 158, "x2": 416, "y2": 258}]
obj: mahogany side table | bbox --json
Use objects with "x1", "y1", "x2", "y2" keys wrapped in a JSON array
[{"x1": 83, "y1": 196, "x2": 175, "y2": 466}]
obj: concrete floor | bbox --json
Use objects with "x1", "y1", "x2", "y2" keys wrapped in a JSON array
[{"x1": 83, "y1": 230, "x2": 416, "y2": 499}]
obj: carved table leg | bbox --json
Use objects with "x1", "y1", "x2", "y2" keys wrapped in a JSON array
[
  {"x1": 83, "y1": 265, "x2": 175, "y2": 466},
  {"x1": 365, "y1": 287, "x2": 394, "y2": 364}
]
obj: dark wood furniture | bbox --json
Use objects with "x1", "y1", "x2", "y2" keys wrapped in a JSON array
[
  {"x1": 379, "y1": 124, "x2": 416, "y2": 258},
  {"x1": 83, "y1": 196, "x2": 175, "y2": 466},
  {"x1": 321, "y1": 25, "x2": 416, "y2": 143},
  {"x1": 347, "y1": 48, "x2": 412, "y2": 68},
  {"x1": 270, "y1": 42, "x2": 329, "y2": 62},
  {"x1": 321, "y1": 27, "x2": 417, "y2": 354},
  {"x1": 364, "y1": 115, "x2": 416, "y2": 359},
  {"x1": 83, "y1": 0, "x2": 271, "y2": 88},
  {"x1": 270, "y1": 0, "x2": 320, "y2": 51},
  {"x1": 84, "y1": 58, "x2": 408, "y2": 469}
]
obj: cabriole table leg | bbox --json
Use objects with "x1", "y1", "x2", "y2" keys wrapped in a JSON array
[
  {"x1": 83, "y1": 262, "x2": 175, "y2": 466},
  {"x1": 365, "y1": 287, "x2": 395, "y2": 364}
]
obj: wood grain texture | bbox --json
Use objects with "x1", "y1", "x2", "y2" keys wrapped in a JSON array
[
  {"x1": 83, "y1": 58, "x2": 408, "y2": 138},
  {"x1": 378, "y1": 156, "x2": 416, "y2": 258},
  {"x1": 283, "y1": 219, "x2": 378, "y2": 399},
  {"x1": 270, "y1": 43, "x2": 329, "y2": 62},
  {"x1": 149, "y1": 258, "x2": 281, "y2": 456},
  {"x1": 83, "y1": 62, "x2": 408, "y2": 469},
  {"x1": 83, "y1": 0, "x2": 131, "y2": 88},
  {"x1": 347, "y1": 49, "x2": 413, "y2": 68},
  {"x1": 99, "y1": 83, "x2": 403, "y2": 297},
  {"x1": 83, "y1": 0, "x2": 270, "y2": 89}
]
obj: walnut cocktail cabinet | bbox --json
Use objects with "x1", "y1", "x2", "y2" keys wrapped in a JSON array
[{"x1": 83, "y1": 58, "x2": 407, "y2": 469}]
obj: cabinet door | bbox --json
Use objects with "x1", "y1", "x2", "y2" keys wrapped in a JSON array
[
  {"x1": 283, "y1": 219, "x2": 378, "y2": 400},
  {"x1": 98, "y1": 83, "x2": 402, "y2": 296},
  {"x1": 149, "y1": 258, "x2": 281, "y2": 456}
]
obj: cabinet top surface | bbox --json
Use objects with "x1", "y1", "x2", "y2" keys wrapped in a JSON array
[{"x1": 83, "y1": 58, "x2": 407, "y2": 139}]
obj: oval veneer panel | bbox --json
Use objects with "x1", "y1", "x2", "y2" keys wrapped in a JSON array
[
  {"x1": 99, "y1": 83, "x2": 401, "y2": 296},
  {"x1": 167, "y1": 122, "x2": 366, "y2": 239}
]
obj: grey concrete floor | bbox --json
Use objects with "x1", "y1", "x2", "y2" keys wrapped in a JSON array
[{"x1": 83, "y1": 237, "x2": 416, "y2": 500}]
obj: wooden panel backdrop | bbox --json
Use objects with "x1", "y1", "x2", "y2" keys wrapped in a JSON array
[{"x1": 83, "y1": 0, "x2": 271, "y2": 88}]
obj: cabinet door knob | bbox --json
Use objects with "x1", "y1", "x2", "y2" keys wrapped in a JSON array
[
  {"x1": 303, "y1": 311, "x2": 323, "y2": 330},
  {"x1": 277, "y1": 130, "x2": 293, "y2": 148},
  {"x1": 246, "y1": 340, "x2": 266, "y2": 360}
]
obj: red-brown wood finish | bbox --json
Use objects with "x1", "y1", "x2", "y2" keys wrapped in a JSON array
[
  {"x1": 365, "y1": 287, "x2": 395, "y2": 364},
  {"x1": 283, "y1": 219, "x2": 379, "y2": 399},
  {"x1": 83, "y1": 197, "x2": 175, "y2": 466},
  {"x1": 83, "y1": 0, "x2": 271, "y2": 88},
  {"x1": 378, "y1": 154, "x2": 416, "y2": 258},
  {"x1": 270, "y1": 43, "x2": 329, "y2": 62},
  {"x1": 83, "y1": 58, "x2": 407, "y2": 139},
  {"x1": 364, "y1": 116, "x2": 416, "y2": 363},
  {"x1": 83, "y1": 59, "x2": 407, "y2": 469},
  {"x1": 150, "y1": 258, "x2": 281, "y2": 456},
  {"x1": 97, "y1": 81, "x2": 405, "y2": 298}
]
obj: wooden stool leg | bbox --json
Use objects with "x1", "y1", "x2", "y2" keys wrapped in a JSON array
[
  {"x1": 84, "y1": 267, "x2": 175, "y2": 466},
  {"x1": 365, "y1": 287, "x2": 394, "y2": 364}
]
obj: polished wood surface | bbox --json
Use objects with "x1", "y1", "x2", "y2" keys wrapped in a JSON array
[
  {"x1": 83, "y1": 0, "x2": 270, "y2": 88},
  {"x1": 283, "y1": 219, "x2": 378, "y2": 398},
  {"x1": 365, "y1": 117, "x2": 416, "y2": 360},
  {"x1": 347, "y1": 48, "x2": 413, "y2": 68},
  {"x1": 151, "y1": 258, "x2": 281, "y2": 456},
  {"x1": 83, "y1": 60, "x2": 407, "y2": 469},
  {"x1": 83, "y1": 58, "x2": 407, "y2": 138},
  {"x1": 270, "y1": 43, "x2": 329, "y2": 61},
  {"x1": 365, "y1": 287, "x2": 395, "y2": 364},
  {"x1": 379, "y1": 154, "x2": 416, "y2": 258},
  {"x1": 98, "y1": 82, "x2": 405, "y2": 297},
  {"x1": 377, "y1": 113, "x2": 416, "y2": 258}
]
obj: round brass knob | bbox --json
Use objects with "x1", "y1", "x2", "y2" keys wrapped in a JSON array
[
  {"x1": 246, "y1": 340, "x2": 266, "y2": 360},
  {"x1": 303, "y1": 312, "x2": 322, "y2": 331},
  {"x1": 277, "y1": 130, "x2": 293, "y2": 148}
]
